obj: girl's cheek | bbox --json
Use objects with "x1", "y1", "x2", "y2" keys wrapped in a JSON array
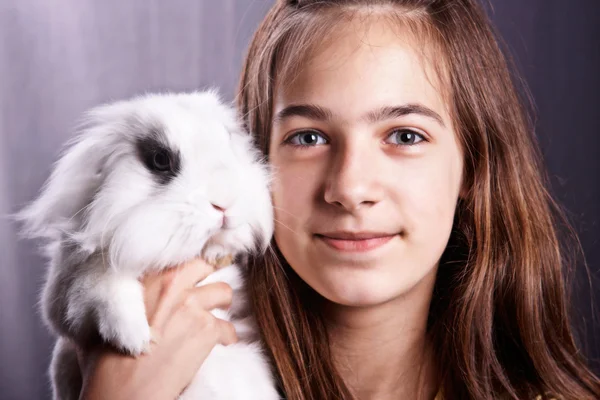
[
  {"x1": 272, "y1": 168, "x2": 312, "y2": 222},
  {"x1": 398, "y1": 158, "x2": 460, "y2": 234}
]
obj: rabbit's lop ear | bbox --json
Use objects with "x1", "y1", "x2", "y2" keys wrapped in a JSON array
[{"x1": 16, "y1": 102, "x2": 129, "y2": 240}]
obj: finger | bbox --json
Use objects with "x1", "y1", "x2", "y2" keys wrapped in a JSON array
[
  {"x1": 166, "y1": 259, "x2": 217, "y2": 296},
  {"x1": 142, "y1": 258, "x2": 215, "y2": 288},
  {"x1": 216, "y1": 319, "x2": 238, "y2": 346},
  {"x1": 150, "y1": 282, "x2": 233, "y2": 330},
  {"x1": 142, "y1": 258, "x2": 217, "y2": 320},
  {"x1": 185, "y1": 282, "x2": 234, "y2": 312}
]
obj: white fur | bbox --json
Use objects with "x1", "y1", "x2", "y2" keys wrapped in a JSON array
[{"x1": 16, "y1": 90, "x2": 279, "y2": 400}]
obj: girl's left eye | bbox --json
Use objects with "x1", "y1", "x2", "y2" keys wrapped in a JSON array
[
  {"x1": 285, "y1": 130, "x2": 328, "y2": 147},
  {"x1": 385, "y1": 129, "x2": 426, "y2": 146}
]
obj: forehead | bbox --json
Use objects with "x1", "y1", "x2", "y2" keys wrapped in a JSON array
[{"x1": 275, "y1": 16, "x2": 450, "y2": 124}]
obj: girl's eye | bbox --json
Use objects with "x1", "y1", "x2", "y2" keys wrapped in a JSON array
[
  {"x1": 286, "y1": 130, "x2": 328, "y2": 147},
  {"x1": 386, "y1": 129, "x2": 426, "y2": 146}
]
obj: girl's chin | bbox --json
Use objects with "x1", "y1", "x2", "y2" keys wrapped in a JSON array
[
  {"x1": 303, "y1": 262, "x2": 438, "y2": 308},
  {"x1": 311, "y1": 272, "x2": 415, "y2": 308}
]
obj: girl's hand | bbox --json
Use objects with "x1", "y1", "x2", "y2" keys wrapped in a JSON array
[{"x1": 77, "y1": 258, "x2": 237, "y2": 400}]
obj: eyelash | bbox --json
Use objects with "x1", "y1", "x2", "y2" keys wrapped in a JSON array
[
  {"x1": 283, "y1": 128, "x2": 428, "y2": 148},
  {"x1": 283, "y1": 130, "x2": 328, "y2": 148},
  {"x1": 386, "y1": 129, "x2": 427, "y2": 147}
]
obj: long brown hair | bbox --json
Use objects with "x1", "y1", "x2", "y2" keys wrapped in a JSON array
[{"x1": 237, "y1": 1, "x2": 600, "y2": 398}]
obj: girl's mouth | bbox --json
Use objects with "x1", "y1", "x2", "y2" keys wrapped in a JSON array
[{"x1": 314, "y1": 232, "x2": 397, "y2": 252}]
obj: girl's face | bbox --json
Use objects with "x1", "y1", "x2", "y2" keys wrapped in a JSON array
[{"x1": 269, "y1": 19, "x2": 463, "y2": 307}]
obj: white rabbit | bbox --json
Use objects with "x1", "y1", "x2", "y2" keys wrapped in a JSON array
[{"x1": 16, "y1": 90, "x2": 280, "y2": 400}]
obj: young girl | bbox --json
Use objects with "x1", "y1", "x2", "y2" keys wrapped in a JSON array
[{"x1": 77, "y1": 0, "x2": 600, "y2": 399}]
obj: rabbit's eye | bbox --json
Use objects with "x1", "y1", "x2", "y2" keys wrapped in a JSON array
[
  {"x1": 152, "y1": 150, "x2": 171, "y2": 172},
  {"x1": 136, "y1": 136, "x2": 181, "y2": 184}
]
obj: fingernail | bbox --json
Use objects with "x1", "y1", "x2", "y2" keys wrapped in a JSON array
[{"x1": 150, "y1": 328, "x2": 160, "y2": 345}]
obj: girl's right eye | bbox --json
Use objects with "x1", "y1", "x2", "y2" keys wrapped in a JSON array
[{"x1": 284, "y1": 130, "x2": 328, "y2": 147}]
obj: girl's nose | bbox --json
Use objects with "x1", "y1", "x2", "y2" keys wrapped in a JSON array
[{"x1": 323, "y1": 140, "x2": 384, "y2": 212}]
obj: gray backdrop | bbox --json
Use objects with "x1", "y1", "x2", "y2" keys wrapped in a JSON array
[{"x1": 1, "y1": 1, "x2": 598, "y2": 399}]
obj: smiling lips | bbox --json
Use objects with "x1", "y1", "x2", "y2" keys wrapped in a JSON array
[{"x1": 315, "y1": 231, "x2": 398, "y2": 252}]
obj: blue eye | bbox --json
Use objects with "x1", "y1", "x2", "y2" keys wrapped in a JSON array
[
  {"x1": 286, "y1": 130, "x2": 328, "y2": 147},
  {"x1": 386, "y1": 129, "x2": 426, "y2": 146}
]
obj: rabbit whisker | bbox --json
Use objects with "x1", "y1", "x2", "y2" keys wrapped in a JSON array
[
  {"x1": 273, "y1": 218, "x2": 301, "y2": 236},
  {"x1": 271, "y1": 206, "x2": 301, "y2": 221}
]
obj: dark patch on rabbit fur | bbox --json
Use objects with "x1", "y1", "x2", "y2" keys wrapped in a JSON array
[
  {"x1": 130, "y1": 118, "x2": 181, "y2": 185},
  {"x1": 43, "y1": 240, "x2": 107, "y2": 348}
]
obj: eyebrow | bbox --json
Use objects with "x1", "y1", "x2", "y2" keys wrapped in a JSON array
[
  {"x1": 365, "y1": 105, "x2": 446, "y2": 128},
  {"x1": 273, "y1": 104, "x2": 333, "y2": 124},
  {"x1": 273, "y1": 103, "x2": 446, "y2": 128}
]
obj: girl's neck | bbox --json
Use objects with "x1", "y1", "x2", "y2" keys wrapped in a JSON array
[{"x1": 323, "y1": 267, "x2": 440, "y2": 400}]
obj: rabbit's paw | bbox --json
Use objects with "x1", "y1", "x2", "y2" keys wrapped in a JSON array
[
  {"x1": 96, "y1": 278, "x2": 151, "y2": 356},
  {"x1": 202, "y1": 244, "x2": 233, "y2": 268}
]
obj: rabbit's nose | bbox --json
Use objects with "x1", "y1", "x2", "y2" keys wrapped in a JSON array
[
  {"x1": 211, "y1": 203, "x2": 228, "y2": 227},
  {"x1": 211, "y1": 203, "x2": 226, "y2": 213}
]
